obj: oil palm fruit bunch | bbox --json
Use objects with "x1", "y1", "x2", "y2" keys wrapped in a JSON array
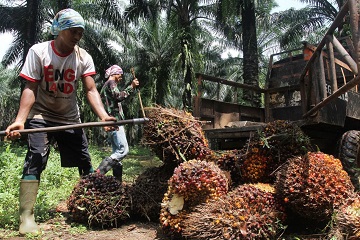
[
  {"x1": 238, "y1": 120, "x2": 312, "y2": 183},
  {"x1": 239, "y1": 147, "x2": 272, "y2": 183},
  {"x1": 181, "y1": 183, "x2": 286, "y2": 239},
  {"x1": 141, "y1": 106, "x2": 212, "y2": 164},
  {"x1": 259, "y1": 120, "x2": 312, "y2": 167},
  {"x1": 160, "y1": 159, "x2": 229, "y2": 234},
  {"x1": 67, "y1": 172, "x2": 130, "y2": 228},
  {"x1": 128, "y1": 164, "x2": 175, "y2": 221},
  {"x1": 276, "y1": 151, "x2": 355, "y2": 222},
  {"x1": 328, "y1": 194, "x2": 360, "y2": 239},
  {"x1": 215, "y1": 149, "x2": 242, "y2": 186}
]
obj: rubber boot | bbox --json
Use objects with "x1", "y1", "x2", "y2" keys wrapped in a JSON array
[
  {"x1": 112, "y1": 162, "x2": 123, "y2": 182},
  {"x1": 97, "y1": 157, "x2": 115, "y2": 175},
  {"x1": 78, "y1": 166, "x2": 94, "y2": 176},
  {"x1": 19, "y1": 180, "x2": 40, "y2": 235}
]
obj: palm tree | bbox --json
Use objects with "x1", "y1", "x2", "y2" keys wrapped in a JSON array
[
  {"x1": 0, "y1": 0, "x2": 43, "y2": 69},
  {"x1": 133, "y1": 18, "x2": 176, "y2": 107},
  {"x1": 0, "y1": 66, "x2": 20, "y2": 130},
  {"x1": 0, "y1": 0, "x2": 125, "y2": 73},
  {"x1": 0, "y1": 0, "x2": 129, "y2": 144},
  {"x1": 125, "y1": 0, "x2": 218, "y2": 112},
  {"x1": 272, "y1": 0, "x2": 346, "y2": 49},
  {"x1": 215, "y1": 0, "x2": 277, "y2": 107}
]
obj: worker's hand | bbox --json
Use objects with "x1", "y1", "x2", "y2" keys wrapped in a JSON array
[
  {"x1": 131, "y1": 78, "x2": 140, "y2": 89},
  {"x1": 5, "y1": 122, "x2": 24, "y2": 140},
  {"x1": 101, "y1": 116, "x2": 118, "y2": 132}
]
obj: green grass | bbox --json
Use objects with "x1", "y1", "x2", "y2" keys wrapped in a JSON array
[{"x1": 0, "y1": 141, "x2": 161, "y2": 231}]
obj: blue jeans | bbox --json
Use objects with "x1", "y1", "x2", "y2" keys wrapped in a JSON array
[{"x1": 108, "y1": 126, "x2": 129, "y2": 164}]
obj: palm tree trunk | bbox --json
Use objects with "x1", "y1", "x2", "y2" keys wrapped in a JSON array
[
  {"x1": 57, "y1": 0, "x2": 71, "y2": 11},
  {"x1": 241, "y1": 0, "x2": 261, "y2": 107},
  {"x1": 23, "y1": 0, "x2": 42, "y2": 65},
  {"x1": 21, "y1": 0, "x2": 42, "y2": 91},
  {"x1": 182, "y1": 64, "x2": 193, "y2": 112}
]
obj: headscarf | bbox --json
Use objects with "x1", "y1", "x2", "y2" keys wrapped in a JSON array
[
  {"x1": 50, "y1": 8, "x2": 85, "y2": 36},
  {"x1": 105, "y1": 65, "x2": 123, "y2": 78}
]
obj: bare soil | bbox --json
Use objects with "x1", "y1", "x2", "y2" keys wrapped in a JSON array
[
  {"x1": 1, "y1": 201, "x2": 168, "y2": 240},
  {"x1": 0, "y1": 207, "x2": 327, "y2": 240},
  {"x1": 4, "y1": 222, "x2": 167, "y2": 240}
]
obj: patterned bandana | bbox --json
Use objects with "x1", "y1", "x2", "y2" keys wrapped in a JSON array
[
  {"x1": 105, "y1": 65, "x2": 123, "y2": 78},
  {"x1": 50, "y1": 8, "x2": 85, "y2": 36}
]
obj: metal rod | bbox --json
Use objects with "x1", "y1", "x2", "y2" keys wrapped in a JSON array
[{"x1": 0, "y1": 118, "x2": 149, "y2": 136}]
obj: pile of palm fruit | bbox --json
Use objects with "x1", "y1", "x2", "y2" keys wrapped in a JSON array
[
  {"x1": 181, "y1": 183, "x2": 286, "y2": 239},
  {"x1": 237, "y1": 120, "x2": 312, "y2": 183},
  {"x1": 141, "y1": 106, "x2": 212, "y2": 164},
  {"x1": 129, "y1": 106, "x2": 216, "y2": 222},
  {"x1": 214, "y1": 149, "x2": 241, "y2": 186},
  {"x1": 275, "y1": 152, "x2": 355, "y2": 222},
  {"x1": 159, "y1": 160, "x2": 229, "y2": 235},
  {"x1": 328, "y1": 194, "x2": 360, "y2": 239},
  {"x1": 64, "y1": 104, "x2": 360, "y2": 238},
  {"x1": 128, "y1": 164, "x2": 176, "y2": 221},
  {"x1": 67, "y1": 172, "x2": 130, "y2": 228}
]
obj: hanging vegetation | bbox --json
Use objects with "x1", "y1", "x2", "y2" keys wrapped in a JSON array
[
  {"x1": 275, "y1": 152, "x2": 355, "y2": 222},
  {"x1": 181, "y1": 183, "x2": 286, "y2": 239},
  {"x1": 67, "y1": 172, "x2": 130, "y2": 228},
  {"x1": 141, "y1": 106, "x2": 212, "y2": 164}
]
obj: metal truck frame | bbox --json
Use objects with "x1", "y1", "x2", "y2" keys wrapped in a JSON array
[{"x1": 194, "y1": 0, "x2": 360, "y2": 188}]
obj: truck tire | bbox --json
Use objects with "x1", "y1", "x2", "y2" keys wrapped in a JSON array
[{"x1": 337, "y1": 130, "x2": 360, "y2": 191}]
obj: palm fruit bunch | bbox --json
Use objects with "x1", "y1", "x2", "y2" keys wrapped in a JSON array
[
  {"x1": 160, "y1": 159, "x2": 229, "y2": 235},
  {"x1": 128, "y1": 164, "x2": 175, "y2": 221},
  {"x1": 275, "y1": 151, "x2": 355, "y2": 222},
  {"x1": 214, "y1": 149, "x2": 242, "y2": 186},
  {"x1": 238, "y1": 120, "x2": 312, "y2": 183},
  {"x1": 239, "y1": 147, "x2": 272, "y2": 183},
  {"x1": 67, "y1": 172, "x2": 130, "y2": 228},
  {"x1": 141, "y1": 106, "x2": 212, "y2": 164},
  {"x1": 328, "y1": 195, "x2": 360, "y2": 239},
  {"x1": 181, "y1": 183, "x2": 286, "y2": 239}
]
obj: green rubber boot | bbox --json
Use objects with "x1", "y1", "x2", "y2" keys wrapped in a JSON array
[{"x1": 19, "y1": 180, "x2": 40, "y2": 235}]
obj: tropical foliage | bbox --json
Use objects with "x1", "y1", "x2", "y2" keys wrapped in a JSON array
[{"x1": 0, "y1": 0, "x2": 348, "y2": 144}]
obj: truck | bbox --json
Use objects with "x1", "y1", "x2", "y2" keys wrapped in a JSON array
[{"x1": 193, "y1": 0, "x2": 360, "y2": 189}]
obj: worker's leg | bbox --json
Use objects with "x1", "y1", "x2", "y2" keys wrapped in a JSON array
[
  {"x1": 97, "y1": 126, "x2": 128, "y2": 181},
  {"x1": 19, "y1": 119, "x2": 50, "y2": 235},
  {"x1": 54, "y1": 128, "x2": 93, "y2": 176}
]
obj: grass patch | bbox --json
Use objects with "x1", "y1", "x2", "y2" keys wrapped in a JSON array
[{"x1": 0, "y1": 142, "x2": 161, "y2": 233}]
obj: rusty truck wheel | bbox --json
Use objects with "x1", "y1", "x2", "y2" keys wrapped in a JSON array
[{"x1": 337, "y1": 130, "x2": 360, "y2": 191}]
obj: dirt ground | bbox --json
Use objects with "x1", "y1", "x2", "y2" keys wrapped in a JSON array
[
  {"x1": 0, "y1": 211, "x2": 327, "y2": 240},
  {"x1": 1, "y1": 219, "x2": 327, "y2": 240},
  {"x1": 1, "y1": 217, "x2": 168, "y2": 240},
  {"x1": 0, "y1": 213, "x2": 328, "y2": 240},
  {"x1": 0, "y1": 195, "x2": 327, "y2": 240},
  {"x1": 0, "y1": 201, "x2": 169, "y2": 240}
]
